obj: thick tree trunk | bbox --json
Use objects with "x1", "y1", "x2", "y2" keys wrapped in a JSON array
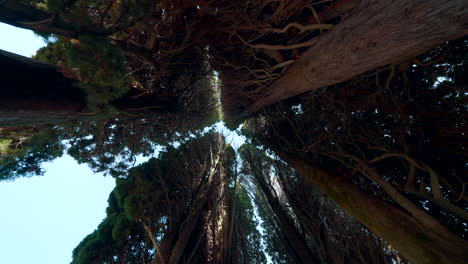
[
  {"x1": 246, "y1": 0, "x2": 467, "y2": 115},
  {"x1": 0, "y1": 49, "x2": 88, "y2": 125},
  {"x1": 214, "y1": 167, "x2": 229, "y2": 264},
  {"x1": 224, "y1": 179, "x2": 237, "y2": 264},
  {"x1": 283, "y1": 155, "x2": 468, "y2": 264},
  {"x1": 165, "y1": 192, "x2": 206, "y2": 264},
  {"x1": 0, "y1": 49, "x2": 178, "y2": 125},
  {"x1": 0, "y1": 98, "x2": 87, "y2": 126},
  {"x1": 254, "y1": 176, "x2": 318, "y2": 264},
  {"x1": 0, "y1": 0, "x2": 77, "y2": 37},
  {"x1": 166, "y1": 151, "x2": 222, "y2": 264}
]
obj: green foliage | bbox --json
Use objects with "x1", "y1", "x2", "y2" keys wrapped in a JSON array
[
  {"x1": 72, "y1": 133, "x2": 228, "y2": 263},
  {"x1": 67, "y1": 35, "x2": 129, "y2": 111},
  {"x1": 114, "y1": 164, "x2": 164, "y2": 220},
  {"x1": 112, "y1": 216, "x2": 133, "y2": 245},
  {"x1": 33, "y1": 37, "x2": 71, "y2": 64},
  {"x1": 34, "y1": 35, "x2": 129, "y2": 111},
  {"x1": 0, "y1": 126, "x2": 64, "y2": 181},
  {"x1": 72, "y1": 190, "x2": 150, "y2": 264},
  {"x1": 46, "y1": 0, "x2": 65, "y2": 12},
  {"x1": 224, "y1": 144, "x2": 237, "y2": 178},
  {"x1": 72, "y1": 217, "x2": 118, "y2": 264},
  {"x1": 71, "y1": 156, "x2": 162, "y2": 263},
  {"x1": 64, "y1": 115, "x2": 226, "y2": 177}
]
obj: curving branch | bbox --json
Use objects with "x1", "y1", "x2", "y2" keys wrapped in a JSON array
[
  {"x1": 241, "y1": 0, "x2": 467, "y2": 119},
  {"x1": 369, "y1": 153, "x2": 468, "y2": 221},
  {"x1": 235, "y1": 32, "x2": 322, "y2": 50},
  {"x1": 282, "y1": 152, "x2": 468, "y2": 264},
  {"x1": 269, "y1": 22, "x2": 333, "y2": 34},
  {"x1": 140, "y1": 220, "x2": 165, "y2": 264}
]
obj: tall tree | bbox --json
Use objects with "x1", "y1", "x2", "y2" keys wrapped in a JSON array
[
  {"x1": 240, "y1": 145, "x2": 317, "y2": 264},
  {"x1": 286, "y1": 156, "x2": 467, "y2": 264},
  {"x1": 228, "y1": 183, "x2": 267, "y2": 264},
  {"x1": 240, "y1": 144, "x2": 403, "y2": 264},
  {"x1": 1, "y1": 0, "x2": 218, "y2": 123},
  {"x1": 242, "y1": 38, "x2": 468, "y2": 264},
  {"x1": 0, "y1": 49, "x2": 86, "y2": 126},
  {"x1": 1, "y1": 2, "x2": 465, "y2": 263},
  {"x1": 0, "y1": 0, "x2": 154, "y2": 37},
  {"x1": 72, "y1": 132, "x2": 231, "y2": 264},
  {"x1": 242, "y1": 0, "x2": 467, "y2": 116}
]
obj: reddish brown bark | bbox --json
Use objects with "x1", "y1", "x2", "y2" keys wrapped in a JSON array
[
  {"x1": 284, "y1": 155, "x2": 468, "y2": 264},
  {"x1": 0, "y1": 99, "x2": 87, "y2": 126},
  {"x1": 246, "y1": 0, "x2": 467, "y2": 115}
]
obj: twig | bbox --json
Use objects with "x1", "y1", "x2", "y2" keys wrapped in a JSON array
[
  {"x1": 269, "y1": 22, "x2": 332, "y2": 34},
  {"x1": 235, "y1": 32, "x2": 321, "y2": 50}
]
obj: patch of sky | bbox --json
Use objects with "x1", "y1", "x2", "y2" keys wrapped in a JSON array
[
  {"x1": 291, "y1": 104, "x2": 304, "y2": 115},
  {"x1": 0, "y1": 23, "x2": 46, "y2": 57},
  {"x1": 244, "y1": 180, "x2": 274, "y2": 264},
  {"x1": 0, "y1": 24, "x2": 113, "y2": 264},
  {"x1": 420, "y1": 200, "x2": 430, "y2": 211},
  {"x1": 432, "y1": 76, "x2": 453, "y2": 88},
  {"x1": 0, "y1": 21, "x2": 268, "y2": 263},
  {"x1": 169, "y1": 121, "x2": 246, "y2": 149},
  {"x1": 0, "y1": 155, "x2": 115, "y2": 264},
  {"x1": 214, "y1": 121, "x2": 246, "y2": 150}
]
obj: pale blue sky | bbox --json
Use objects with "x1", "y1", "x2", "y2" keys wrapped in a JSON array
[
  {"x1": 0, "y1": 156, "x2": 115, "y2": 264},
  {"x1": 0, "y1": 23, "x2": 116, "y2": 264},
  {"x1": 0, "y1": 23, "x2": 47, "y2": 57}
]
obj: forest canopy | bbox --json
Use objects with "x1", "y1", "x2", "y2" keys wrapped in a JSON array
[{"x1": 0, "y1": 0, "x2": 466, "y2": 263}]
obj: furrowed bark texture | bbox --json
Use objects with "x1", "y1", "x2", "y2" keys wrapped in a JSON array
[
  {"x1": 246, "y1": 0, "x2": 467, "y2": 115},
  {"x1": 285, "y1": 156, "x2": 468, "y2": 264}
]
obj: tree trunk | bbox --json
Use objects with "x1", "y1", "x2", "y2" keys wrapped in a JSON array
[
  {"x1": 246, "y1": 0, "x2": 467, "y2": 115},
  {"x1": 224, "y1": 179, "x2": 237, "y2": 264},
  {"x1": 254, "y1": 175, "x2": 318, "y2": 264},
  {"x1": 165, "y1": 191, "x2": 206, "y2": 264},
  {"x1": 0, "y1": 49, "x2": 88, "y2": 126},
  {"x1": 0, "y1": 0, "x2": 77, "y2": 37},
  {"x1": 166, "y1": 150, "x2": 222, "y2": 264},
  {"x1": 0, "y1": 49, "x2": 179, "y2": 125},
  {"x1": 0, "y1": 98, "x2": 87, "y2": 126},
  {"x1": 141, "y1": 223, "x2": 166, "y2": 264},
  {"x1": 283, "y1": 155, "x2": 468, "y2": 264}
]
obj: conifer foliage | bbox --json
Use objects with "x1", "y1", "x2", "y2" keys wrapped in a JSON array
[{"x1": 0, "y1": 1, "x2": 466, "y2": 263}]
